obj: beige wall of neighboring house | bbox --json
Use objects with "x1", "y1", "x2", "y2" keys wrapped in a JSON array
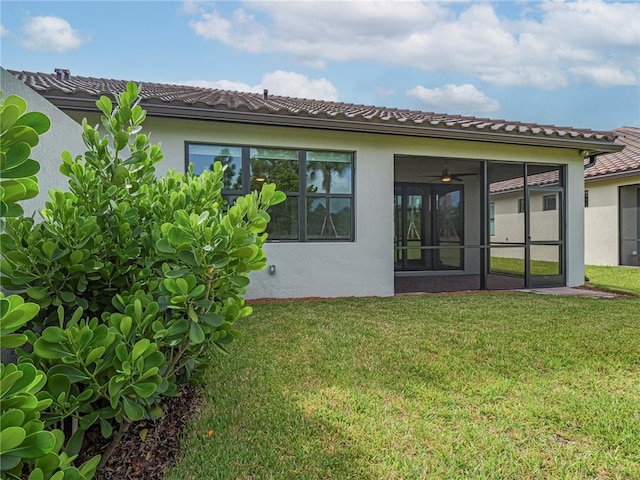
[
  {"x1": 585, "y1": 177, "x2": 640, "y2": 266},
  {"x1": 583, "y1": 126, "x2": 640, "y2": 267}
]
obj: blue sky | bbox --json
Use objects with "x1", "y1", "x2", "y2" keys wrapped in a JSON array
[{"x1": 1, "y1": 0, "x2": 638, "y2": 131}]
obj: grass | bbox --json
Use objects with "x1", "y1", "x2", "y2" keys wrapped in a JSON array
[
  {"x1": 489, "y1": 256, "x2": 560, "y2": 276},
  {"x1": 586, "y1": 264, "x2": 640, "y2": 296},
  {"x1": 166, "y1": 275, "x2": 640, "y2": 479}
]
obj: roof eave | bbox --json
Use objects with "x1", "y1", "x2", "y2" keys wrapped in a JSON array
[
  {"x1": 44, "y1": 94, "x2": 623, "y2": 154},
  {"x1": 585, "y1": 169, "x2": 640, "y2": 183}
]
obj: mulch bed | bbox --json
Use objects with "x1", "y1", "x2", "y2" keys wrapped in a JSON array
[{"x1": 76, "y1": 385, "x2": 200, "y2": 480}]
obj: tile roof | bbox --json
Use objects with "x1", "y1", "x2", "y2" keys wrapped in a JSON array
[
  {"x1": 489, "y1": 171, "x2": 560, "y2": 194},
  {"x1": 585, "y1": 126, "x2": 640, "y2": 180},
  {"x1": 8, "y1": 69, "x2": 621, "y2": 150},
  {"x1": 489, "y1": 127, "x2": 638, "y2": 193}
]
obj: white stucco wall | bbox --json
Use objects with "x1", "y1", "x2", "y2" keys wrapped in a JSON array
[
  {"x1": 68, "y1": 110, "x2": 586, "y2": 298},
  {"x1": 564, "y1": 159, "x2": 586, "y2": 286},
  {"x1": 1, "y1": 68, "x2": 84, "y2": 217},
  {"x1": 584, "y1": 177, "x2": 640, "y2": 265}
]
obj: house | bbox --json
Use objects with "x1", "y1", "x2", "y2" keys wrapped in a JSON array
[
  {"x1": 584, "y1": 127, "x2": 640, "y2": 267},
  {"x1": 6, "y1": 68, "x2": 624, "y2": 299}
]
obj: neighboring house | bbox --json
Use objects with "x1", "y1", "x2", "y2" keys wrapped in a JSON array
[
  {"x1": 7, "y1": 69, "x2": 623, "y2": 299},
  {"x1": 584, "y1": 127, "x2": 640, "y2": 267}
]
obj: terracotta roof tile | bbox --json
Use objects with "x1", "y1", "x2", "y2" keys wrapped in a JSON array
[
  {"x1": 585, "y1": 127, "x2": 640, "y2": 179},
  {"x1": 9, "y1": 69, "x2": 619, "y2": 145}
]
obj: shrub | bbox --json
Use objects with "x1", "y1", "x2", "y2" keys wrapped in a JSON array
[
  {"x1": 1, "y1": 82, "x2": 285, "y2": 467},
  {"x1": 0, "y1": 90, "x2": 100, "y2": 480}
]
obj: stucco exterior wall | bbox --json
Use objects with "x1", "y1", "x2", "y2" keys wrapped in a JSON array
[
  {"x1": 68, "y1": 110, "x2": 585, "y2": 298},
  {"x1": 584, "y1": 176, "x2": 640, "y2": 265},
  {"x1": 1, "y1": 68, "x2": 84, "y2": 217}
]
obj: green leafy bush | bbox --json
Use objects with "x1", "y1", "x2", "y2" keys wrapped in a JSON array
[
  {"x1": 1, "y1": 82, "x2": 285, "y2": 466},
  {"x1": 0, "y1": 90, "x2": 99, "y2": 480}
]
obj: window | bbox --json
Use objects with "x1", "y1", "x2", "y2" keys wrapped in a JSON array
[
  {"x1": 518, "y1": 198, "x2": 525, "y2": 213},
  {"x1": 186, "y1": 144, "x2": 354, "y2": 242},
  {"x1": 584, "y1": 190, "x2": 589, "y2": 208},
  {"x1": 543, "y1": 194, "x2": 557, "y2": 211},
  {"x1": 489, "y1": 202, "x2": 495, "y2": 236}
]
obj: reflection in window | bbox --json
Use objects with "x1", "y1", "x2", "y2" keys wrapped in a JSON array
[
  {"x1": 307, "y1": 197, "x2": 352, "y2": 240},
  {"x1": 186, "y1": 143, "x2": 353, "y2": 242},
  {"x1": 267, "y1": 198, "x2": 299, "y2": 240},
  {"x1": 187, "y1": 144, "x2": 242, "y2": 190},
  {"x1": 250, "y1": 148, "x2": 299, "y2": 192},
  {"x1": 306, "y1": 151, "x2": 352, "y2": 194},
  {"x1": 543, "y1": 194, "x2": 557, "y2": 211}
]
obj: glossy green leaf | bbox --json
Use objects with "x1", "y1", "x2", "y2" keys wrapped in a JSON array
[
  {"x1": 33, "y1": 338, "x2": 70, "y2": 359},
  {"x1": 40, "y1": 327, "x2": 66, "y2": 344},
  {"x1": 229, "y1": 275, "x2": 251, "y2": 288},
  {"x1": 3, "y1": 142, "x2": 30, "y2": 168},
  {"x1": 131, "y1": 382, "x2": 157, "y2": 398},
  {"x1": 59, "y1": 291, "x2": 76, "y2": 303},
  {"x1": 0, "y1": 410, "x2": 25, "y2": 429},
  {"x1": 0, "y1": 426, "x2": 26, "y2": 453},
  {"x1": 167, "y1": 226, "x2": 192, "y2": 246},
  {"x1": 0, "y1": 333, "x2": 28, "y2": 348},
  {"x1": 47, "y1": 365, "x2": 89, "y2": 383},
  {"x1": 85, "y1": 346, "x2": 106, "y2": 365},
  {"x1": 177, "y1": 249, "x2": 197, "y2": 267},
  {"x1": 132, "y1": 339, "x2": 150, "y2": 361},
  {"x1": 0, "y1": 453, "x2": 21, "y2": 471},
  {"x1": 6, "y1": 430, "x2": 56, "y2": 459},
  {"x1": 1, "y1": 103, "x2": 21, "y2": 134},
  {"x1": 122, "y1": 397, "x2": 145, "y2": 421},
  {"x1": 14, "y1": 111, "x2": 51, "y2": 135},
  {"x1": 189, "y1": 321, "x2": 205, "y2": 344},
  {"x1": 198, "y1": 312, "x2": 224, "y2": 327},
  {"x1": 26, "y1": 287, "x2": 49, "y2": 301},
  {"x1": 155, "y1": 238, "x2": 175, "y2": 254},
  {"x1": 2, "y1": 125, "x2": 39, "y2": 149},
  {"x1": 46, "y1": 374, "x2": 71, "y2": 400}
]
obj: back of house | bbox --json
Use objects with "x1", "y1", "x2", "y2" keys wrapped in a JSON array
[{"x1": 7, "y1": 68, "x2": 625, "y2": 299}]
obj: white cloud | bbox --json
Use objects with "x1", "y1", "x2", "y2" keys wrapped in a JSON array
[
  {"x1": 20, "y1": 15, "x2": 89, "y2": 52},
  {"x1": 407, "y1": 84, "x2": 500, "y2": 115},
  {"x1": 180, "y1": 70, "x2": 338, "y2": 100},
  {"x1": 186, "y1": 0, "x2": 639, "y2": 89},
  {"x1": 0, "y1": 25, "x2": 9, "y2": 37},
  {"x1": 261, "y1": 70, "x2": 338, "y2": 100},
  {"x1": 570, "y1": 66, "x2": 638, "y2": 88}
]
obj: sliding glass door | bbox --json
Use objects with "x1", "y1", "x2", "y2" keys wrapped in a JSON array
[
  {"x1": 487, "y1": 163, "x2": 565, "y2": 289},
  {"x1": 394, "y1": 183, "x2": 463, "y2": 271}
]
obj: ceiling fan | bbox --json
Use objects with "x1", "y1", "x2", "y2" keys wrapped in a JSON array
[{"x1": 422, "y1": 161, "x2": 477, "y2": 183}]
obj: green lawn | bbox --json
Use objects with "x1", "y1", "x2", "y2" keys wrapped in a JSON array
[
  {"x1": 586, "y1": 265, "x2": 640, "y2": 296},
  {"x1": 166, "y1": 286, "x2": 640, "y2": 479}
]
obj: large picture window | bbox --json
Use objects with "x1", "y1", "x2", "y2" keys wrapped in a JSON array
[{"x1": 186, "y1": 144, "x2": 354, "y2": 242}]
